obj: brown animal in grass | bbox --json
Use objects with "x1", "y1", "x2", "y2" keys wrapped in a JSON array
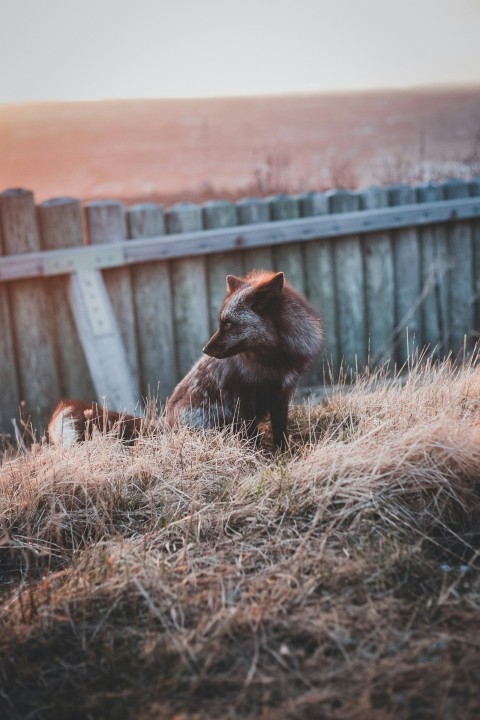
[
  {"x1": 48, "y1": 271, "x2": 322, "y2": 450},
  {"x1": 166, "y1": 270, "x2": 323, "y2": 448}
]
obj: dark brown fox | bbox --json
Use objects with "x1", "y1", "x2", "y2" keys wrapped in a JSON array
[
  {"x1": 48, "y1": 271, "x2": 322, "y2": 449},
  {"x1": 48, "y1": 399, "x2": 143, "y2": 446},
  {"x1": 167, "y1": 270, "x2": 323, "y2": 448}
]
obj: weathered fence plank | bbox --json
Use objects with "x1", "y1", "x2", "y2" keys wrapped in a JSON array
[
  {"x1": 0, "y1": 215, "x2": 20, "y2": 438},
  {"x1": 37, "y1": 197, "x2": 96, "y2": 401},
  {"x1": 237, "y1": 197, "x2": 274, "y2": 271},
  {"x1": 69, "y1": 269, "x2": 139, "y2": 413},
  {"x1": 0, "y1": 189, "x2": 60, "y2": 432},
  {"x1": 470, "y1": 178, "x2": 480, "y2": 336},
  {"x1": 299, "y1": 191, "x2": 329, "y2": 218},
  {"x1": 360, "y1": 187, "x2": 395, "y2": 365},
  {"x1": 167, "y1": 203, "x2": 210, "y2": 379},
  {"x1": 269, "y1": 194, "x2": 306, "y2": 294},
  {"x1": 203, "y1": 200, "x2": 242, "y2": 332},
  {"x1": 389, "y1": 185, "x2": 421, "y2": 364},
  {"x1": 127, "y1": 203, "x2": 176, "y2": 401},
  {"x1": 328, "y1": 189, "x2": 366, "y2": 372},
  {"x1": 300, "y1": 192, "x2": 333, "y2": 383},
  {"x1": 85, "y1": 200, "x2": 140, "y2": 393},
  {"x1": 443, "y1": 179, "x2": 475, "y2": 354},
  {"x1": 0, "y1": 290, "x2": 18, "y2": 439},
  {"x1": 416, "y1": 183, "x2": 450, "y2": 355}
]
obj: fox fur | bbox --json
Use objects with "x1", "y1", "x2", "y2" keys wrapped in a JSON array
[
  {"x1": 48, "y1": 399, "x2": 142, "y2": 447},
  {"x1": 166, "y1": 270, "x2": 323, "y2": 448}
]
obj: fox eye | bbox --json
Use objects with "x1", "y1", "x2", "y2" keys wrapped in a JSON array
[{"x1": 223, "y1": 321, "x2": 232, "y2": 330}]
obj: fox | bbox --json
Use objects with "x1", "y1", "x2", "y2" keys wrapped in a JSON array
[
  {"x1": 48, "y1": 399, "x2": 143, "y2": 446},
  {"x1": 166, "y1": 270, "x2": 323, "y2": 449},
  {"x1": 48, "y1": 270, "x2": 322, "y2": 449}
]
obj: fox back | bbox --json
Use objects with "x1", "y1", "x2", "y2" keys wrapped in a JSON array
[{"x1": 167, "y1": 270, "x2": 323, "y2": 448}]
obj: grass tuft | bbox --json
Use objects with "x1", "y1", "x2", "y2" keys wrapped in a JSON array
[{"x1": 1, "y1": 358, "x2": 480, "y2": 719}]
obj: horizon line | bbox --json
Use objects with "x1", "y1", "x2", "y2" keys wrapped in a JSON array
[{"x1": 2, "y1": 81, "x2": 480, "y2": 108}]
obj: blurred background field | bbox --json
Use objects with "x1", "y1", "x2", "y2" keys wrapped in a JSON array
[{"x1": 1, "y1": 87, "x2": 480, "y2": 204}]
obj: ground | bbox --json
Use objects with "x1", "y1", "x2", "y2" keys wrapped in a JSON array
[{"x1": 1, "y1": 359, "x2": 480, "y2": 719}]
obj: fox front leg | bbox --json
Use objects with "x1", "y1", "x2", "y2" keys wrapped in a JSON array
[{"x1": 269, "y1": 393, "x2": 290, "y2": 450}]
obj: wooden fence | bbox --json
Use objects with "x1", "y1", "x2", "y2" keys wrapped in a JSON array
[{"x1": 1, "y1": 179, "x2": 480, "y2": 439}]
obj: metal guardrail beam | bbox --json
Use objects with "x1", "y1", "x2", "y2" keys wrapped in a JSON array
[{"x1": 1, "y1": 196, "x2": 480, "y2": 282}]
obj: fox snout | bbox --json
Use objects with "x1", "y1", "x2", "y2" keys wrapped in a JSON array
[
  {"x1": 203, "y1": 329, "x2": 241, "y2": 359},
  {"x1": 203, "y1": 330, "x2": 227, "y2": 358}
]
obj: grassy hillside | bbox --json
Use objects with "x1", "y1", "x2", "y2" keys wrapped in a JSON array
[{"x1": 1, "y1": 359, "x2": 480, "y2": 719}]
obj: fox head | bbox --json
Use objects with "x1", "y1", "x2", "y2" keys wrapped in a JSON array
[{"x1": 203, "y1": 271, "x2": 285, "y2": 359}]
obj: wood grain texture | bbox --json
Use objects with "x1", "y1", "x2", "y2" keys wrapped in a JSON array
[
  {"x1": 68, "y1": 270, "x2": 140, "y2": 414},
  {"x1": 203, "y1": 200, "x2": 242, "y2": 332},
  {"x1": 37, "y1": 197, "x2": 96, "y2": 400},
  {"x1": 443, "y1": 180, "x2": 475, "y2": 354},
  {"x1": 236, "y1": 197, "x2": 274, "y2": 271},
  {"x1": 85, "y1": 200, "x2": 140, "y2": 392},
  {"x1": 269, "y1": 194, "x2": 306, "y2": 294},
  {"x1": 0, "y1": 210, "x2": 19, "y2": 437},
  {"x1": 300, "y1": 192, "x2": 331, "y2": 384},
  {"x1": 327, "y1": 189, "x2": 366, "y2": 373},
  {"x1": 389, "y1": 185, "x2": 422, "y2": 364},
  {"x1": 127, "y1": 203, "x2": 176, "y2": 401},
  {"x1": 470, "y1": 179, "x2": 480, "y2": 334},
  {"x1": 0, "y1": 189, "x2": 60, "y2": 434},
  {"x1": 360, "y1": 187, "x2": 395, "y2": 365},
  {"x1": 415, "y1": 183, "x2": 450, "y2": 354},
  {"x1": 167, "y1": 204, "x2": 210, "y2": 379}
]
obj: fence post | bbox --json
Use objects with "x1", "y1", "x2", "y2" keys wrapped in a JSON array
[
  {"x1": 269, "y1": 194, "x2": 306, "y2": 294},
  {"x1": 443, "y1": 179, "x2": 475, "y2": 354},
  {"x1": 237, "y1": 197, "x2": 273, "y2": 270},
  {"x1": 327, "y1": 189, "x2": 366, "y2": 374},
  {"x1": 415, "y1": 183, "x2": 449, "y2": 355},
  {"x1": 299, "y1": 191, "x2": 332, "y2": 383},
  {"x1": 360, "y1": 186, "x2": 395, "y2": 366},
  {"x1": 389, "y1": 184, "x2": 421, "y2": 365},
  {"x1": 127, "y1": 203, "x2": 176, "y2": 401},
  {"x1": 0, "y1": 189, "x2": 60, "y2": 434},
  {"x1": 203, "y1": 200, "x2": 241, "y2": 332},
  {"x1": 167, "y1": 203, "x2": 210, "y2": 379},
  {"x1": 85, "y1": 200, "x2": 140, "y2": 391},
  {"x1": 470, "y1": 178, "x2": 480, "y2": 335},
  {"x1": 37, "y1": 197, "x2": 96, "y2": 401},
  {"x1": 0, "y1": 208, "x2": 20, "y2": 439}
]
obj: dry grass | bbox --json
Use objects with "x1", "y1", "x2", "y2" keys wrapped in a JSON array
[{"x1": 1, "y1": 359, "x2": 480, "y2": 719}]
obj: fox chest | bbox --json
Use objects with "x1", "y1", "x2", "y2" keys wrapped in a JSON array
[{"x1": 221, "y1": 376, "x2": 285, "y2": 419}]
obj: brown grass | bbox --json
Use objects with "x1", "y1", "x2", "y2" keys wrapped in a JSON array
[{"x1": 1, "y1": 359, "x2": 480, "y2": 719}]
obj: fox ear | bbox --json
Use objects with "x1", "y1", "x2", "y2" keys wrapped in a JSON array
[
  {"x1": 265, "y1": 272, "x2": 284, "y2": 293},
  {"x1": 226, "y1": 274, "x2": 246, "y2": 294},
  {"x1": 251, "y1": 272, "x2": 285, "y2": 312}
]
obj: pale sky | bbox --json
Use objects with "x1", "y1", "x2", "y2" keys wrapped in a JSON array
[{"x1": 1, "y1": 0, "x2": 480, "y2": 103}]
